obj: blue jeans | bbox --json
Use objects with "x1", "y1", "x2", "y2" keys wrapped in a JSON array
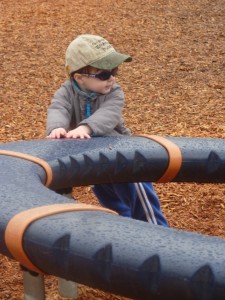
[{"x1": 93, "y1": 182, "x2": 168, "y2": 226}]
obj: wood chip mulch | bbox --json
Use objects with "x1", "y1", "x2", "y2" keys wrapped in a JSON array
[{"x1": 0, "y1": 0, "x2": 224, "y2": 299}]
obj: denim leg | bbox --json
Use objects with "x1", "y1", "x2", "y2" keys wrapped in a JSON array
[
  {"x1": 92, "y1": 184, "x2": 131, "y2": 217},
  {"x1": 131, "y1": 182, "x2": 169, "y2": 226},
  {"x1": 93, "y1": 182, "x2": 168, "y2": 226}
]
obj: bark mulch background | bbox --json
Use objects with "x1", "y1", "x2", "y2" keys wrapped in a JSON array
[{"x1": 0, "y1": 0, "x2": 225, "y2": 299}]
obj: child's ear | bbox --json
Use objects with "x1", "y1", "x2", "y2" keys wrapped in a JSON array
[{"x1": 73, "y1": 73, "x2": 83, "y2": 83}]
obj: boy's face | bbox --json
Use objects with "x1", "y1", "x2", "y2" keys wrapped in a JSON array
[{"x1": 74, "y1": 67, "x2": 117, "y2": 94}]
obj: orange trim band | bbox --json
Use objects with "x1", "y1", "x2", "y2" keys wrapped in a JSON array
[
  {"x1": 5, "y1": 203, "x2": 117, "y2": 274},
  {"x1": 0, "y1": 150, "x2": 52, "y2": 187},
  {"x1": 136, "y1": 135, "x2": 182, "y2": 183}
]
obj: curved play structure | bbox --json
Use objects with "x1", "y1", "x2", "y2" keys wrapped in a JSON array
[{"x1": 0, "y1": 135, "x2": 225, "y2": 299}]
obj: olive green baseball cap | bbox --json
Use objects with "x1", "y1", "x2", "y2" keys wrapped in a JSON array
[{"x1": 65, "y1": 34, "x2": 132, "y2": 75}]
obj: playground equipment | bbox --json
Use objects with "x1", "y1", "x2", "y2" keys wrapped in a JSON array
[{"x1": 0, "y1": 135, "x2": 225, "y2": 299}]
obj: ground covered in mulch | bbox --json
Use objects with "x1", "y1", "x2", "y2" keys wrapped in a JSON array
[{"x1": 0, "y1": 0, "x2": 225, "y2": 299}]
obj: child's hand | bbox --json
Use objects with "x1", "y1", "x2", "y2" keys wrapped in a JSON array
[
  {"x1": 47, "y1": 128, "x2": 67, "y2": 139},
  {"x1": 66, "y1": 125, "x2": 91, "y2": 139}
]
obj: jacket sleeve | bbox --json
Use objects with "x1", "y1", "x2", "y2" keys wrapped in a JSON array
[
  {"x1": 46, "y1": 84, "x2": 73, "y2": 135},
  {"x1": 79, "y1": 85, "x2": 126, "y2": 136}
]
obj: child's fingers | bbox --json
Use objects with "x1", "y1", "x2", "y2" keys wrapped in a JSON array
[
  {"x1": 66, "y1": 131, "x2": 91, "y2": 139},
  {"x1": 47, "y1": 132, "x2": 57, "y2": 139},
  {"x1": 58, "y1": 130, "x2": 67, "y2": 138},
  {"x1": 80, "y1": 133, "x2": 91, "y2": 139},
  {"x1": 47, "y1": 129, "x2": 67, "y2": 139}
]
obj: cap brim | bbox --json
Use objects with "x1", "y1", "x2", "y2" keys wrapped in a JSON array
[{"x1": 90, "y1": 51, "x2": 132, "y2": 70}]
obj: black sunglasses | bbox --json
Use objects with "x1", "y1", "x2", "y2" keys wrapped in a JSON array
[{"x1": 82, "y1": 68, "x2": 118, "y2": 81}]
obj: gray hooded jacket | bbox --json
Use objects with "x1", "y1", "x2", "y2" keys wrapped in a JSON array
[{"x1": 46, "y1": 79, "x2": 131, "y2": 137}]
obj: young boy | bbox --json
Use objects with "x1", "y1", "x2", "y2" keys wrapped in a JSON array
[{"x1": 46, "y1": 34, "x2": 168, "y2": 226}]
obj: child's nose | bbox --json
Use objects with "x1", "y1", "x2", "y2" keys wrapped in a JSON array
[{"x1": 108, "y1": 75, "x2": 115, "y2": 81}]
